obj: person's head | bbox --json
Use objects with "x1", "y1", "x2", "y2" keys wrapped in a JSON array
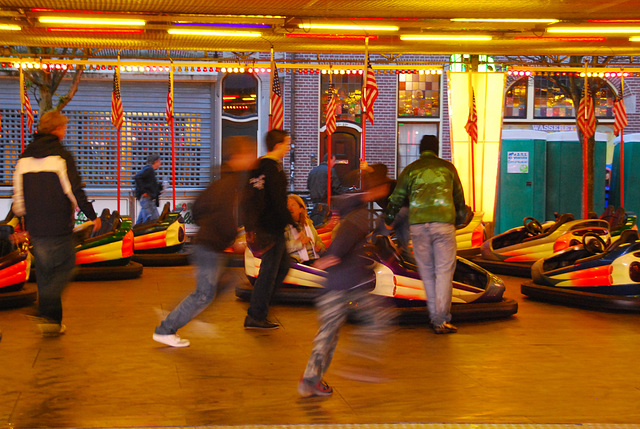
[
  {"x1": 223, "y1": 135, "x2": 257, "y2": 171},
  {"x1": 420, "y1": 134, "x2": 439, "y2": 155},
  {"x1": 287, "y1": 194, "x2": 309, "y2": 224},
  {"x1": 322, "y1": 153, "x2": 337, "y2": 167},
  {"x1": 265, "y1": 129, "x2": 291, "y2": 159},
  {"x1": 146, "y1": 154, "x2": 162, "y2": 170},
  {"x1": 38, "y1": 110, "x2": 69, "y2": 140},
  {"x1": 362, "y1": 163, "x2": 392, "y2": 203}
]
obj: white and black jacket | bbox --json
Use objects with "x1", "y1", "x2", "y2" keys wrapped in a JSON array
[{"x1": 12, "y1": 133, "x2": 97, "y2": 238}]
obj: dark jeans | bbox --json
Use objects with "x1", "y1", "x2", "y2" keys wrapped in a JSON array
[
  {"x1": 247, "y1": 233, "x2": 289, "y2": 321},
  {"x1": 30, "y1": 235, "x2": 76, "y2": 324}
]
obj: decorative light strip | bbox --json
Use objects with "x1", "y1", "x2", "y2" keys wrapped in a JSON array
[
  {"x1": 0, "y1": 24, "x2": 21, "y2": 31},
  {"x1": 173, "y1": 22, "x2": 271, "y2": 29},
  {"x1": 451, "y1": 18, "x2": 559, "y2": 23},
  {"x1": 547, "y1": 26, "x2": 640, "y2": 33},
  {"x1": 630, "y1": 36, "x2": 640, "y2": 41},
  {"x1": 285, "y1": 33, "x2": 378, "y2": 39},
  {"x1": 47, "y1": 27, "x2": 144, "y2": 33},
  {"x1": 588, "y1": 19, "x2": 640, "y2": 23},
  {"x1": 508, "y1": 69, "x2": 636, "y2": 77},
  {"x1": 298, "y1": 23, "x2": 399, "y2": 31},
  {"x1": 39, "y1": 17, "x2": 146, "y2": 26},
  {"x1": 515, "y1": 36, "x2": 607, "y2": 41},
  {"x1": 401, "y1": 34, "x2": 492, "y2": 41},
  {"x1": 167, "y1": 29, "x2": 261, "y2": 37}
]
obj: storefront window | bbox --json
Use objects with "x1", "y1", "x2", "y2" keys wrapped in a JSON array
[
  {"x1": 533, "y1": 76, "x2": 616, "y2": 119},
  {"x1": 398, "y1": 73, "x2": 440, "y2": 118},
  {"x1": 504, "y1": 78, "x2": 527, "y2": 118},
  {"x1": 222, "y1": 73, "x2": 258, "y2": 118},
  {"x1": 397, "y1": 123, "x2": 439, "y2": 172},
  {"x1": 321, "y1": 74, "x2": 362, "y2": 124}
]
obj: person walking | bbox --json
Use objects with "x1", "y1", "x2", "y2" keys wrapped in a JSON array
[
  {"x1": 298, "y1": 164, "x2": 393, "y2": 398},
  {"x1": 383, "y1": 135, "x2": 466, "y2": 334},
  {"x1": 134, "y1": 153, "x2": 163, "y2": 224},
  {"x1": 242, "y1": 129, "x2": 293, "y2": 330},
  {"x1": 12, "y1": 110, "x2": 101, "y2": 336},
  {"x1": 153, "y1": 136, "x2": 256, "y2": 347},
  {"x1": 307, "y1": 154, "x2": 347, "y2": 225}
]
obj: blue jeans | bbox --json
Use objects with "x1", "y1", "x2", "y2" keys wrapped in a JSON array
[
  {"x1": 30, "y1": 235, "x2": 77, "y2": 324},
  {"x1": 247, "y1": 233, "x2": 289, "y2": 321},
  {"x1": 136, "y1": 195, "x2": 159, "y2": 224},
  {"x1": 409, "y1": 222, "x2": 457, "y2": 326},
  {"x1": 155, "y1": 245, "x2": 228, "y2": 335}
]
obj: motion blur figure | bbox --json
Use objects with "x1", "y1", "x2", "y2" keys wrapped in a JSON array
[{"x1": 134, "y1": 154, "x2": 163, "y2": 225}]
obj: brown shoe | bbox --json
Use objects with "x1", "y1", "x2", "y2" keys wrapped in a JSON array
[{"x1": 431, "y1": 322, "x2": 457, "y2": 334}]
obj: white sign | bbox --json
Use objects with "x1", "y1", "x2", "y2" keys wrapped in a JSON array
[{"x1": 507, "y1": 151, "x2": 529, "y2": 174}]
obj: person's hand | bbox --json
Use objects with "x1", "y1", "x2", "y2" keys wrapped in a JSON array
[
  {"x1": 91, "y1": 217, "x2": 102, "y2": 233},
  {"x1": 312, "y1": 254, "x2": 340, "y2": 270},
  {"x1": 360, "y1": 160, "x2": 373, "y2": 172}
]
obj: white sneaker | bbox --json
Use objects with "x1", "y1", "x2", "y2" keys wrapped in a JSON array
[
  {"x1": 153, "y1": 333, "x2": 190, "y2": 348},
  {"x1": 38, "y1": 323, "x2": 66, "y2": 337}
]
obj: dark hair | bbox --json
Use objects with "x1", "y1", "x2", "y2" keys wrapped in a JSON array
[
  {"x1": 265, "y1": 129, "x2": 289, "y2": 152},
  {"x1": 146, "y1": 154, "x2": 161, "y2": 165},
  {"x1": 322, "y1": 153, "x2": 336, "y2": 163},
  {"x1": 420, "y1": 135, "x2": 439, "y2": 154}
]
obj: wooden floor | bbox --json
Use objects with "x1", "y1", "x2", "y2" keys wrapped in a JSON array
[{"x1": 1, "y1": 264, "x2": 640, "y2": 428}]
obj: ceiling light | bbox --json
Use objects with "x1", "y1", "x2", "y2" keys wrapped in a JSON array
[
  {"x1": 0, "y1": 24, "x2": 21, "y2": 30},
  {"x1": 547, "y1": 26, "x2": 640, "y2": 33},
  {"x1": 286, "y1": 33, "x2": 378, "y2": 39},
  {"x1": 451, "y1": 18, "x2": 559, "y2": 23},
  {"x1": 298, "y1": 23, "x2": 399, "y2": 31},
  {"x1": 47, "y1": 27, "x2": 144, "y2": 33},
  {"x1": 630, "y1": 36, "x2": 640, "y2": 41},
  {"x1": 39, "y1": 17, "x2": 146, "y2": 26},
  {"x1": 168, "y1": 29, "x2": 261, "y2": 37},
  {"x1": 515, "y1": 36, "x2": 606, "y2": 41},
  {"x1": 173, "y1": 22, "x2": 270, "y2": 29},
  {"x1": 400, "y1": 34, "x2": 492, "y2": 41}
]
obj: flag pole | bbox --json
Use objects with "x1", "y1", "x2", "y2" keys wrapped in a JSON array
[
  {"x1": 361, "y1": 37, "x2": 369, "y2": 164},
  {"x1": 467, "y1": 70, "x2": 477, "y2": 211},
  {"x1": 583, "y1": 65, "x2": 590, "y2": 219},
  {"x1": 116, "y1": 61, "x2": 121, "y2": 213},
  {"x1": 269, "y1": 48, "x2": 275, "y2": 130},
  {"x1": 170, "y1": 64, "x2": 176, "y2": 209},
  {"x1": 19, "y1": 67, "x2": 25, "y2": 152},
  {"x1": 620, "y1": 74, "x2": 625, "y2": 208},
  {"x1": 327, "y1": 72, "x2": 333, "y2": 211}
]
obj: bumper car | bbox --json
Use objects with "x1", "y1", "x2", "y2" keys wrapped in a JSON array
[
  {"x1": 599, "y1": 206, "x2": 638, "y2": 242},
  {"x1": 72, "y1": 209, "x2": 142, "y2": 280},
  {"x1": 132, "y1": 202, "x2": 190, "y2": 266},
  {"x1": 237, "y1": 234, "x2": 517, "y2": 323},
  {"x1": 455, "y1": 210, "x2": 486, "y2": 258},
  {"x1": 0, "y1": 224, "x2": 36, "y2": 308},
  {"x1": 474, "y1": 213, "x2": 611, "y2": 277},
  {"x1": 522, "y1": 229, "x2": 640, "y2": 311}
]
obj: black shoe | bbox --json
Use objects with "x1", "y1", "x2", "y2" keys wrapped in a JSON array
[
  {"x1": 431, "y1": 322, "x2": 457, "y2": 334},
  {"x1": 244, "y1": 315, "x2": 279, "y2": 330}
]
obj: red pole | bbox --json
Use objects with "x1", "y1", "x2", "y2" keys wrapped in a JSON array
[
  {"x1": 470, "y1": 139, "x2": 476, "y2": 212},
  {"x1": 620, "y1": 131, "x2": 625, "y2": 208},
  {"x1": 20, "y1": 113, "x2": 24, "y2": 152},
  {"x1": 116, "y1": 131, "x2": 121, "y2": 212},
  {"x1": 171, "y1": 123, "x2": 176, "y2": 209},
  {"x1": 582, "y1": 134, "x2": 589, "y2": 219},
  {"x1": 327, "y1": 134, "x2": 332, "y2": 210}
]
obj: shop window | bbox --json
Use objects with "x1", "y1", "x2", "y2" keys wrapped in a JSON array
[
  {"x1": 397, "y1": 123, "x2": 439, "y2": 172},
  {"x1": 504, "y1": 78, "x2": 528, "y2": 118},
  {"x1": 398, "y1": 73, "x2": 440, "y2": 118},
  {"x1": 222, "y1": 73, "x2": 258, "y2": 118},
  {"x1": 321, "y1": 74, "x2": 362, "y2": 124},
  {"x1": 533, "y1": 76, "x2": 616, "y2": 119}
]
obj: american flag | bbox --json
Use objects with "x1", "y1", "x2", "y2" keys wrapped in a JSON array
[
  {"x1": 325, "y1": 83, "x2": 337, "y2": 136},
  {"x1": 464, "y1": 89, "x2": 478, "y2": 144},
  {"x1": 111, "y1": 68, "x2": 124, "y2": 130},
  {"x1": 577, "y1": 84, "x2": 596, "y2": 140},
  {"x1": 270, "y1": 66, "x2": 283, "y2": 130},
  {"x1": 23, "y1": 82, "x2": 34, "y2": 133},
  {"x1": 613, "y1": 84, "x2": 628, "y2": 137},
  {"x1": 362, "y1": 55, "x2": 378, "y2": 124},
  {"x1": 166, "y1": 69, "x2": 174, "y2": 128}
]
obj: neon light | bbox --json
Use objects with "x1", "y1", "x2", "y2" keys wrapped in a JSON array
[
  {"x1": 401, "y1": 35, "x2": 492, "y2": 41},
  {"x1": 173, "y1": 22, "x2": 270, "y2": 29},
  {"x1": 39, "y1": 17, "x2": 146, "y2": 26},
  {"x1": 47, "y1": 27, "x2": 144, "y2": 33},
  {"x1": 548, "y1": 26, "x2": 640, "y2": 33},
  {"x1": 168, "y1": 29, "x2": 261, "y2": 37},
  {"x1": 515, "y1": 36, "x2": 607, "y2": 41},
  {"x1": 588, "y1": 19, "x2": 640, "y2": 23},
  {"x1": 298, "y1": 23, "x2": 399, "y2": 31},
  {"x1": 286, "y1": 33, "x2": 378, "y2": 39},
  {"x1": 0, "y1": 24, "x2": 21, "y2": 31},
  {"x1": 451, "y1": 18, "x2": 559, "y2": 23},
  {"x1": 630, "y1": 36, "x2": 640, "y2": 41}
]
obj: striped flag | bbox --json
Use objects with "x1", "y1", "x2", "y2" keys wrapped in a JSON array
[
  {"x1": 325, "y1": 83, "x2": 337, "y2": 136},
  {"x1": 166, "y1": 68, "x2": 174, "y2": 128},
  {"x1": 464, "y1": 89, "x2": 478, "y2": 144},
  {"x1": 613, "y1": 84, "x2": 628, "y2": 137},
  {"x1": 362, "y1": 55, "x2": 378, "y2": 124},
  {"x1": 270, "y1": 66, "x2": 283, "y2": 130},
  {"x1": 23, "y1": 82, "x2": 34, "y2": 133},
  {"x1": 111, "y1": 68, "x2": 124, "y2": 130},
  {"x1": 577, "y1": 84, "x2": 596, "y2": 140}
]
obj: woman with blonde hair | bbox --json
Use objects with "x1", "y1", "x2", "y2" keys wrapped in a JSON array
[{"x1": 285, "y1": 194, "x2": 325, "y2": 263}]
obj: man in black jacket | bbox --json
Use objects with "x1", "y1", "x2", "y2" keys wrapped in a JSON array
[
  {"x1": 242, "y1": 129, "x2": 293, "y2": 330},
  {"x1": 134, "y1": 153, "x2": 163, "y2": 224},
  {"x1": 153, "y1": 136, "x2": 256, "y2": 347},
  {"x1": 13, "y1": 110, "x2": 101, "y2": 336}
]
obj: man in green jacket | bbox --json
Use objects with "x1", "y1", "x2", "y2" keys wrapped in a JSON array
[{"x1": 384, "y1": 135, "x2": 466, "y2": 334}]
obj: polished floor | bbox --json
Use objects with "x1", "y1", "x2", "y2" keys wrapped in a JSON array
[{"x1": 1, "y1": 264, "x2": 640, "y2": 428}]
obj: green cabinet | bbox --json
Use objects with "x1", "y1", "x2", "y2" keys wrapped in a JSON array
[{"x1": 609, "y1": 133, "x2": 640, "y2": 215}]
